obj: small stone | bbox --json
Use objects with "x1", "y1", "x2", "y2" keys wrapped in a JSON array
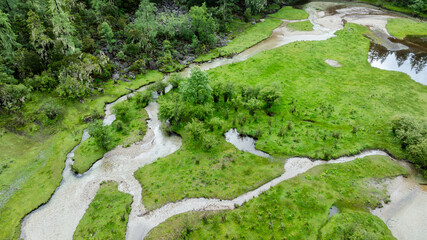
[
  {"x1": 128, "y1": 72, "x2": 136, "y2": 79},
  {"x1": 325, "y1": 59, "x2": 342, "y2": 67},
  {"x1": 112, "y1": 73, "x2": 120, "y2": 80}
]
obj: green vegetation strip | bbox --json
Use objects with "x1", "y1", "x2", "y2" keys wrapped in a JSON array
[
  {"x1": 269, "y1": 6, "x2": 309, "y2": 20},
  {"x1": 195, "y1": 6, "x2": 310, "y2": 62},
  {"x1": 386, "y1": 18, "x2": 427, "y2": 39},
  {"x1": 146, "y1": 156, "x2": 405, "y2": 239},
  {"x1": 287, "y1": 20, "x2": 314, "y2": 31},
  {"x1": 73, "y1": 181, "x2": 132, "y2": 240},
  {"x1": 0, "y1": 71, "x2": 162, "y2": 239},
  {"x1": 195, "y1": 18, "x2": 282, "y2": 62}
]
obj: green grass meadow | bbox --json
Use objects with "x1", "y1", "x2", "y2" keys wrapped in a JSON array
[
  {"x1": 73, "y1": 181, "x2": 132, "y2": 240},
  {"x1": 386, "y1": 18, "x2": 427, "y2": 39},
  {"x1": 195, "y1": 6, "x2": 310, "y2": 62},
  {"x1": 146, "y1": 156, "x2": 406, "y2": 239},
  {"x1": 195, "y1": 18, "x2": 282, "y2": 62},
  {"x1": 135, "y1": 126, "x2": 285, "y2": 211},
  {"x1": 269, "y1": 6, "x2": 309, "y2": 20},
  {"x1": 206, "y1": 23, "x2": 427, "y2": 160},
  {"x1": 287, "y1": 20, "x2": 314, "y2": 31},
  {"x1": 0, "y1": 71, "x2": 162, "y2": 239},
  {"x1": 1, "y1": 3, "x2": 427, "y2": 239},
  {"x1": 135, "y1": 23, "x2": 427, "y2": 222}
]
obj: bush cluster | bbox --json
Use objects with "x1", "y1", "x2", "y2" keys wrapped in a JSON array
[{"x1": 392, "y1": 115, "x2": 427, "y2": 177}]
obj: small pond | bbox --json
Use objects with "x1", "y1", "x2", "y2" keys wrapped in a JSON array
[
  {"x1": 328, "y1": 205, "x2": 339, "y2": 219},
  {"x1": 224, "y1": 129, "x2": 270, "y2": 158},
  {"x1": 368, "y1": 38, "x2": 427, "y2": 85}
]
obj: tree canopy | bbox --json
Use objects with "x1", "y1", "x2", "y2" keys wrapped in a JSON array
[
  {"x1": 180, "y1": 67, "x2": 212, "y2": 105},
  {"x1": 0, "y1": 9, "x2": 18, "y2": 61}
]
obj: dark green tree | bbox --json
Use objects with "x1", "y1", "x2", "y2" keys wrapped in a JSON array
[
  {"x1": 0, "y1": 9, "x2": 19, "y2": 61},
  {"x1": 245, "y1": 98, "x2": 263, "y2": 115},
  {"x1": 131, "y1": 0, "x2": 158, "y2": 52},
  {"x1": 27, "y1": 10, "x2": 52, "y2": 63},
  {"x1": 259, "y1": 85, "x2": 282, "y2": 109},
  {"x1": 88, "y1": 120, "x2": 111, "y2": 150},
  {"x1": 245, "y1": 0, "x2": 267, "y2": 13},
  {"x1": 180, "y1": 67, "x2": 212, "y2": 105},
  {"x1": 189, "y1": 3, "x2": 218, "y2": 46},
  {"x1": 185, "y1": 118, "x2": 206, "y2": 142},
  {"x1": 98, "y1": 22, "x2": 115, "y2": 52},
  {"x1": 48, "y1": 0, "x2": 76, "y2": 54}
]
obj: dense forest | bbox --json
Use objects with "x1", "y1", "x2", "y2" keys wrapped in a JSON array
[
  {"x1": 0, "y1": 0, "x2": 305, "y2": 117},
  {"x1": 1, "y1": 0, "x2": 425, "y2": 118}
]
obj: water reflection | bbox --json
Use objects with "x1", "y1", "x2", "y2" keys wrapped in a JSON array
[
  {"x1": 368, "y1": 41, "x2": 427, "y2": 85},
  {"x1": 224, "y1": 129, "x2": 270, "y2": 158}
]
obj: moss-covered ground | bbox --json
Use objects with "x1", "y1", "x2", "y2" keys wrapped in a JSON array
[
  {"x1": 386, "y1": 18, "x2": 427, "y2": 39},
  {"x1": 146, "y1": 155, "x2": 406, "y2": 239},
  {"x1": 73, "y1": 181, "x2": 132, "y2": 240},
  {"x1": 287, "y1": 20, "x2": 314, "y2": 31},
  {"x1": 0, "y1": 71, "x2": 162, "y2": 239}
]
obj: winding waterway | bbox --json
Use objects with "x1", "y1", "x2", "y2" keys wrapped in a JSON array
[{"x1": 21, "y1": 2, "x2": 427, "y2": 240}]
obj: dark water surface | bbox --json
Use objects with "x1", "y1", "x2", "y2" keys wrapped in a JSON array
[
  {"x1": 328, "y1": 205, "x2": 339, "y2": 219},
  {"x1": 368, "y1": 37, "x2": 427, "y2": 85}
]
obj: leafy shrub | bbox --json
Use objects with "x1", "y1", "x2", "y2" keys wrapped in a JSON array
[
  {"x1": 259, "y1": 84, "x2": 282, "y2": 109},
  {"x1": 180, "y1": 67, "x2": 212, "y2": 105},
  {"x1": 124, "y1": 43, "x2": 140, "y2": 57},
  {"x1": 113, "y1": 119, "x2": 124, "y2": 131},
  {"x1": 114, "y1": 103, "x2": 131, "y2": 122},
  {"x1": 39, "y1": 101, "x2": 62, "y2": 120},
  {"x1": 392, "y1": 115, "x2": 427, "y2": 175},
  {"x1": 392, "y1": 115, "x2": 425, "y2": 149},
  {"x1": 168, "y1": 73, "x2": 183, "y2": 90},
  {"x1": 150, "y1": 79, "x2": 167, "y2": 95},
  {"x1": 24, "y1": 71, "x2": 57, "y2": 92},
  {"x1": 129, "y1": 59, "x2": 146, "y2": 74},
  {"x1": 88, "y1": 120, "x2": 111, "y2": 150},
  {"x1": 207, "y1": 117, "x2": 223, "y2": 131},
  {"x1": 245, "y1": 98, "x2": 263, "y2": 115},
  {"x1": 185, "y1": 118, "x2": 206, "y2": 142},
  {"x1": 116, "y1": 51, "x2": 126, "y2": 61},
  {"x1": 134, "y1": 91, "x2": 151, "y2": 108},
  {"x1": 202, "y1": 134, "x2": 218, "y2": 151},
  {"x1": 0, "y1": 82, "x2": 30, "y2": 112},
  {"x1": 159, "y1": 100, "x2": 182, "y2": 126}
]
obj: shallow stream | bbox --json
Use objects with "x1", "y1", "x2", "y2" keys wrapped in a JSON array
[{"x1": 21, "y1": 2, "x2": 427, "y2": 240}]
